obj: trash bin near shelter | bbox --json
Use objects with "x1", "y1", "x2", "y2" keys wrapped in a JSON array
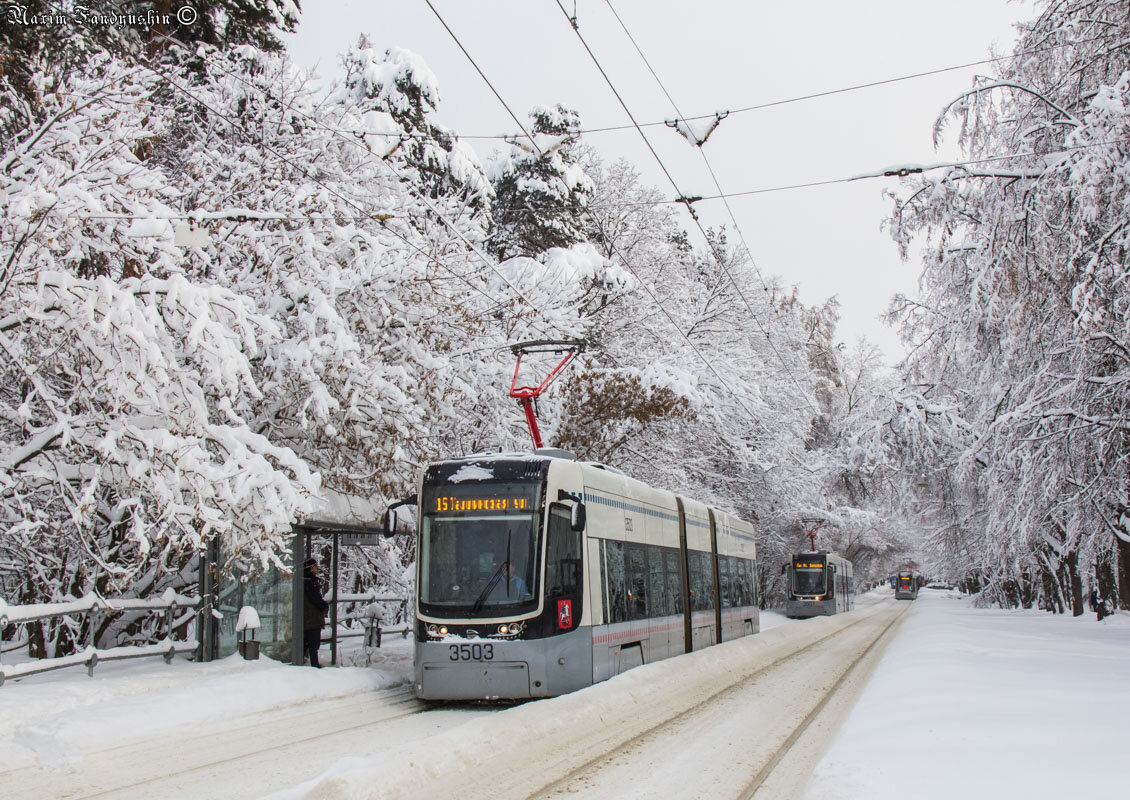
[{"x1": 237, "y1": 605, "x2": 261, "y2": 660}]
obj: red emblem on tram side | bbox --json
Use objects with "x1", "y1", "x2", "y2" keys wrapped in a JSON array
[{"x1": 557, "y1": 599, "x2": 572, "y2": 629}]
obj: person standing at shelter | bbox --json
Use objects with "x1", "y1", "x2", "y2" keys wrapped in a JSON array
[{"x1": 303, "y1": 557, "x2": 329, "y2": 667}]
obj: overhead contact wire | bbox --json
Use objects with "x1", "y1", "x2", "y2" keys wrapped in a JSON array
[{"x1": 563, "y1": 0, "x2": 820, "y2": 416}]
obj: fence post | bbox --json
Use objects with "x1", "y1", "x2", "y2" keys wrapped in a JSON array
[
  {"x1": 166, "y1": 601, "x2": 176, "y2": 641},
  {"x1": 198, "y1": 538, "x2": 218, "y2": 662},
  {"x1": 88, "y1": 607, "x2": 101, "y2": 651}
]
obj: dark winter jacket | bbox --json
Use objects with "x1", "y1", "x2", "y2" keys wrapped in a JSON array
[{"x1": 303, "y1": 570, "x2": 329, "y2": 631}]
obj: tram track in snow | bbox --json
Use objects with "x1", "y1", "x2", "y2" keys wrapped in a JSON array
[
  {"x1": 739, "y1": 602, "x2": 909, "y2": 799},
  {"x1": 530, "y1": 601, "x2": 909, "y2": 800},
  {"x1": 0, "y1": 684, "x2": 476, "y2": 799}
]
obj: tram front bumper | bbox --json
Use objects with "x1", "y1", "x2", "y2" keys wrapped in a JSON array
[{"x1": 418, "y1": 660, "x2": 531, "y2": 700}]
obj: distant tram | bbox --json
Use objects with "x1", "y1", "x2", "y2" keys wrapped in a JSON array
[
  {"x1": 396, "y1": 449, "x2": 760, "y2": 700},
  {"x1": 783, "y1": 551, "x2": 854, "y2": 618},
  {"x1": 895, "y1": 570, "x2": 920, "y2": 600}
]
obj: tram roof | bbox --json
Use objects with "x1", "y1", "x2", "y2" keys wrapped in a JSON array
[
  {"x1": 791, "y1": 550, "x2": 850, "y2": 561},
  {"x1": 431, "y1": 448, "x2": 625, "y2": 474}
]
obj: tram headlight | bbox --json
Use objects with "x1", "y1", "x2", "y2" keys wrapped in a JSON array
[
  {"x1": 490, "y1": 621, "x2": 525, "y2": 638},
  {"x1": 438, "y1": 625, "x2": 448, "y2": 636},
  {"x1": 426, "y1": 624, "x2": 449, "y2": 638}
]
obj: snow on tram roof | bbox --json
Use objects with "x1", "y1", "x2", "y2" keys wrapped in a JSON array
[
  {"x1": 434, "y1": 449, "x2": 628, "y2": 477},
  {"x1": 432, "y1": 449, "x2": 567, "y2": 464}
]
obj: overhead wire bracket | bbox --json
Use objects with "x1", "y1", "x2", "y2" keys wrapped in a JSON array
[{"x1": 665, "y1": 110, "x2": 730, "y2": 147}]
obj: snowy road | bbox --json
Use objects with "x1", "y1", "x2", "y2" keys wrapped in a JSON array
[{"x1": 533, "y1": 602, "x2": 906, "y2": 800}]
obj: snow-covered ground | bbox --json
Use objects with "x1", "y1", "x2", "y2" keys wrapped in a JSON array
[
  {"x1": 0, "y1": 636, "x2": 412, "y2": 773},
  {"x1": 801, "y1": 588, "x2": 1130, "y2": 799},
  {"x1": 1, "y1": 589, "x2": 1126, "y2": 799}
]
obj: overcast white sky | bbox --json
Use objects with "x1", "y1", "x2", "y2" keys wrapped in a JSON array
[{"x1": 284, "y1": 0, "x2": 1034, "y2": 364}]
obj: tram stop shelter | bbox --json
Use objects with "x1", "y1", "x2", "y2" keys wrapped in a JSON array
[{"x1": 198, "y1": 490, "x2": 408, "y2": 666}]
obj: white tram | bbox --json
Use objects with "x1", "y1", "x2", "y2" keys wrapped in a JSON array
[
  {"x1": 402, "y1": 449, "x2": 759, "y2": 700},
  {"x1": 894, "y1": 570, "x2": 920, "y2": 600},
  {"x1": 783, "y1": 551, "x2": 854, "y2": 618}
]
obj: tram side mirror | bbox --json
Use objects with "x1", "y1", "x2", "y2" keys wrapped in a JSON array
[
  {"x1": 382, "y1": 495, "x2": 417, "y2": 537},
  {"x1": 780, "y1": 563, "x2": 787, "y2": 575},
  {"x1": 557, "y1": 490, "x2": 586, "y2": 531},
  {"x1": 570, "y1": 501, "x2": 586, "y2": 532}
]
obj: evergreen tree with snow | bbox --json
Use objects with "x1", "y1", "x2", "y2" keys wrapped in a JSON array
[
  {"x1": 329, "y1": 39, "x2": 492, "y2": 215},
  {"x1": 488, "y1": 104, "x2": 593, "y2": 260}
]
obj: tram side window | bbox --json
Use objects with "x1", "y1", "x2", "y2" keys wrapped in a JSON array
[
  {"x1": 717, "y1": 556, "x2": 730, "y2": 608},
  {"x1": 626, "y1": 545, "x2": 648, "y2": 620},
  {"x1": 703, "y1": 552, "x2": 717, "y2": 611},
  {"x1": 648, "y1": 546, "x2": 669, "y2": 616},
  {"x1": 739, "y1": 558, "x2": 753, "y2": 606},
  {"x1": 688, "y1": 552, "x2": 701, "y2": 611},
  {"x1": 727, "y1": 558, "x2": 740, "y2": 607},
  {"x1": 599, "y1": 540, "x2": 608, "y2": 622},
  {"x1": 665, "y1": 550, "x2": 683, "y2": 614},
  {"x1": 545, "y1": 504, "x2": 582, "y2": 599},
  {"x1": 690, "y1": 551, "x2": 712, "y2": 612},
  {"x1": 605, "y1": 540, "x2": 627, "y2": 623}
]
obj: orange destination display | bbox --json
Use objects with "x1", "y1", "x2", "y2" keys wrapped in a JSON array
[
  {"x1": 433, "y1": 495, "x2": 532, "y2": 513},
  {"x1": 423, "y1": 480, "x2": 540, "y2": 515}
]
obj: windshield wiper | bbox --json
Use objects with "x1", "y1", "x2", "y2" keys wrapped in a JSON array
[
  {"x1": 471, "y1": 567, "x2": 504, "y2": 614},
  {"x1": 505, "y1": 532, "x2": 512, "y2": 599},
  {"x1": 471, "y1": 532, "x2": 512, "y2": 613}
]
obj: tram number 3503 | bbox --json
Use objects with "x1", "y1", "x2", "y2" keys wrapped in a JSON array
[{"x1": 448, "y1": 643, "x2": 494, "y2": 661}]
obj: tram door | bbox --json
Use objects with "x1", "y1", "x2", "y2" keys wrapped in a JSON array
[{"x1": 546, "y1": 504, "x2": 583, "y2": 632}]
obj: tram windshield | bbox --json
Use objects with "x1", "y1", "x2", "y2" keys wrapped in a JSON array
[
  {"x1": 419, "y1": 482, "x2": 541, "y2": 618},
  {"x1": 791, "y1": 558, "x2": 827, "y2": 595}
]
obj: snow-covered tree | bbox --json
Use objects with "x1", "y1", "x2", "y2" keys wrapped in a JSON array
[
  {"x1": 0, "y1": 51, "x2": 320, "y2": 653},
  {"x1": 329, "y1": 40, "x2": 493, "y2": 214},
  {"x1": 886, "y1": 0, "x2": 1130, "y2": 612}
]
